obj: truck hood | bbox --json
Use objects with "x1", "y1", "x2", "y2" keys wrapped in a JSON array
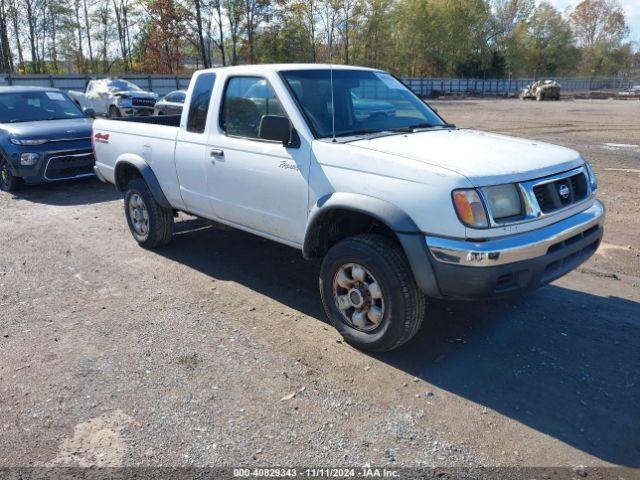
[
  {"x1": 1, "y1": 117, "x2": 93, "y2": 142},
  {"x1": 349, "y1": 128, "x2": 584, "y2": 186}
]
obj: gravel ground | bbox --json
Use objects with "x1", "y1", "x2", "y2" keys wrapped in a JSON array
[{"x1": 1, "y1": 99, "x2": 639, "y2": 477}]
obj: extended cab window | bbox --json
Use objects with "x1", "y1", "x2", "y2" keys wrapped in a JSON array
[
  {"x1": 221, "y1": 76, "x2": 285, "y2": 139},
  {"x1": 187, "y1": 73, "x2": 216, "y2": 133}
]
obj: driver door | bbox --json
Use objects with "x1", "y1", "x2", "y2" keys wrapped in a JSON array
[{"x1": 206, "y1": 75, "x2": 310, "y2": 245}]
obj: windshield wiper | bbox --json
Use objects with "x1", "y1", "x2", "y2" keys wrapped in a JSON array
[
  {"x1": 394, "y1": 123, "x2": 457, "y2": 132},
  {"x1": 333, "y1": 128, "x2": 383, "y2": 138}
]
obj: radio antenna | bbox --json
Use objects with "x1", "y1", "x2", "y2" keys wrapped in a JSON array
[{"x1": 329, "y1": 40, "x2": 336, "y2": 142}]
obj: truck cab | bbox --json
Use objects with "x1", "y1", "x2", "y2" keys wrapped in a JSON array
[{"x1": 92, "y1": 64, "x2": 604, "y2": 352}]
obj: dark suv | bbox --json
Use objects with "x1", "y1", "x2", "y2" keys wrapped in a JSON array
[{"x1": 0, "y1": 86, "x2": 95, "y2": 192}]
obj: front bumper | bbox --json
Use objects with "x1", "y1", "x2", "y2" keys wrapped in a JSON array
[
  {"x1": 406, "y1": 201, "x2": 604, "y2": 299},
  {"x1": 8, "y1": 148, "x2": 95, "y2": 184}
]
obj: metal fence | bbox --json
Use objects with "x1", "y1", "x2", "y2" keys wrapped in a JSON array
[
  {"x1": 0, "y1": 74, "x2": 192, "y2": 96},
  {"x1": 0, "y1": 73, "x2": 635, "y2": 97},
  {"x1": 402, "y1": 77, "x2": 635, "y2": 97}
]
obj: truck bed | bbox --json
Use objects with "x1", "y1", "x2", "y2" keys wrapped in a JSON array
[{"x1": 92, "y1": 115, "x2": 184, "y2": 209}]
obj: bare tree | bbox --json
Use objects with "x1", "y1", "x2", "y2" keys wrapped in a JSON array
[
  {"x1": 193, "y1": 0, "x2": 210, "y2": 67},
  {"x1": 24, "y1": 0, "x2": 40, "y2": 71},
  {"x1": 6, "y1": 0, "x2": 23, "y2": 70},
  {"x1": 82, "y1": 0, "x2": 94, "y2": 70},
  {"x1": 0, "y1": 0, "x2": 14, "y2": 72},
  {"x1": 211, "y1": 0, "x2": 225, "y2": 65},
  {"x1": 225, "y1": 0, "x2": 243, "y2": 65},
  {"x1": 113, "y1": 0, "x2": 132, "y2": 70}
]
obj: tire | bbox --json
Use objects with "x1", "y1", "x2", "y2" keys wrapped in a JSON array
[
  {"x1": 320, "y1": 234, "x2": 426, "y2": 352},
  {"x1": 536, "y1": 92, "x2": 543, "y2": 101},
  {"x1": 123, "y1": 178, "x2": 173, "y2": 248},
  {"x1": 109, "y1": 105, "x2": 121, "y2": 118},
  {"x1": 0, "y1": 158, "x2": 22, "y2": 193}
]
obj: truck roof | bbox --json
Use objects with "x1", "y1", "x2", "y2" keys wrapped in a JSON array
[
  {"x1": 199, "y1": 63, "x2": 383, "y2": 75},
  {"x1": 0, "y1": 85, "x2": 61, "y2": 94}
]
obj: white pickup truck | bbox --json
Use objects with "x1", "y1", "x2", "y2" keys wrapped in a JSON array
[{"x1": 92, "y1": 64, "x2": 604, "y2": 352}]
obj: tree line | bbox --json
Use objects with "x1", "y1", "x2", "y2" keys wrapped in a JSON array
[{"x1": 0, "y1": 0, "x2": 638, "y2": 78}]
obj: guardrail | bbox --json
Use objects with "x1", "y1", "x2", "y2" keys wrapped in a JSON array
[{"x1": 0, "y1": 73, "x2": 635, "y2": 97}]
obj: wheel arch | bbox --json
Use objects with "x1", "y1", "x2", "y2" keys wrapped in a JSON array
[
  {"x1": 303, "y1": 193, "x2": 420, "y2": 259},
  {"x1": 114, "y1": 155, "x2": 172, "y2": 209},
  {"x1": 303, "y1": 193, "x2": 441, "y2": 297}
]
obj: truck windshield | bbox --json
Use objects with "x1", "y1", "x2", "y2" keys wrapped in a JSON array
[
  {"x1": 280, "y1": 69, "x2": 444, "y2": 138},
  {"x1": 0, "y1": 91, "x2": 85, "y2": 123},
  {"x1": 105, "y1": 80, "x2": 142, "y2": 92}
]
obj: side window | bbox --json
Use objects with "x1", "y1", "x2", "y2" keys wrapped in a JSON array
[
  {"x1": 221, "y1": 76, "x2": 285, "y2": 139},
  {"x1": 187, "y1": 73, "x2": 216, "y2": 133}
]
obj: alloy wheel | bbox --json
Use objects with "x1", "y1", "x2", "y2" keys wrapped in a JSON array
[
  {"x1": 333, "y1": 263, "x2": 385, "y2": 332},
  {"x1": 128, "y1": 193, "x2": 150, "y2": 239}
]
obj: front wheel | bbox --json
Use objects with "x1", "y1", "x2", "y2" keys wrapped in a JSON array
[
  {"x1": 0, "y1": 159, "x2": 22, "y2": 192},
  {"x1": 124, "y1": 178, "x2": 174, "y2": 248},
  {"x1": 109, "y1": 105, "x2": 121, "y2": 118},
  {"x1": 320, "y1": 234, "x2": 426, "y2": 352}
]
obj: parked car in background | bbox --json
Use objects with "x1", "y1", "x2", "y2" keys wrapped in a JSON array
[
  {"x1": 618, "y1": 85, "x2": 640, "y2": 97},
  {"x1": 92, "y1": 64, "x2": 603, "y2": 352},
  {"x1": 0, "y1": 86, "x2": 95, "y2": 192},
  {"x1": 154, "y1": 90, "x2": 187, "y2": 115},
  {"x1": 521, "y1": 80, "x2": 561, "y2": 101},
  {"x1": 69, "y1": 78, "x2": 159, "y2": 118}
]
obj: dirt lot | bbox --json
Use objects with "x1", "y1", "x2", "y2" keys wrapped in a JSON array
[{"x1": 1, "y1": 99, "x2": 639, "y2": 475}]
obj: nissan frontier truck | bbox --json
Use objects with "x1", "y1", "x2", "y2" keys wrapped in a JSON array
[{"x1": 92, "y1": 64, "x2": 604, "y2": 351}]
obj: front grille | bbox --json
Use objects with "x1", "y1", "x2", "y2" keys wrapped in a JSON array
[
  {"x1": 132, "y1": 97, "x2": 156, "y2": 107},
  {"x1": 532, "y1": 172, "x2": 588, "y2": 213},
  {"x1": 45, "y1": 151, "x2": 95, "y2": 180}
]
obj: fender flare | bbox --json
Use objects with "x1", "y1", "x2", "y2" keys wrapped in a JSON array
[
  {"x1": 303, "y1": 193, "x2": 441, "y2": 297},
  {"x1": 304, "y1": 193, "x2": 420, "y2": 254},
  {"x1": 114, "y1": 156, "x2": 172, "y2": 209}
]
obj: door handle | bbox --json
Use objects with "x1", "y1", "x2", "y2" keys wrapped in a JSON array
[{"x1": 210, "y1": 149, "x2": 224, "y2": 157}]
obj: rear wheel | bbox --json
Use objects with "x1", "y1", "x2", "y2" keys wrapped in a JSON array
[
  {"x1": 124, "y1": 178, "x2": 173, "y2": 248},
  {"x1": 320, "y1": 234, "x2": 426, "y2": 352},
  {"x1": 0, "y1": 158, "x2": 22, "y2": 192}
]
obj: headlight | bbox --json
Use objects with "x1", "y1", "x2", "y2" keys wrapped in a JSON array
[
  {"x1": 11, "y1": 138, "x2": 47, "y2": 146},
  {"x1": 452, "y1": 189, "x2": 488, "y2": 228},
  {"x1": 482, "y1": 184, "x2": 522, "y2": 220},
  {"x1": 584, "y1": 160, "x2": 597, "y2": 192},
  {"x1": 20, "y1": 152, "x2": 42, "y2": 166},
  {"x1": 117, "y1": 96, "x2": 132, "y2": 107}
]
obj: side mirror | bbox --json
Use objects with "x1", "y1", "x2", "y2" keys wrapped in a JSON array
[
  {"x1": 83, "y1": 108, "x2": 96, "y2": 118},
  {"x1": 259, "y1": 115, "x2": 292, "y2": 145}
]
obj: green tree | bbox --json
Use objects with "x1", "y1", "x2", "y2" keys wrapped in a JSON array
[{"x1": 526, "y1": 1, "x2": 580, "y2": 76}]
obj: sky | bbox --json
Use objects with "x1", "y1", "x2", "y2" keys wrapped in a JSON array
[{"x1": 544, "y1": 0, "x2": 640, "y2": 44}]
